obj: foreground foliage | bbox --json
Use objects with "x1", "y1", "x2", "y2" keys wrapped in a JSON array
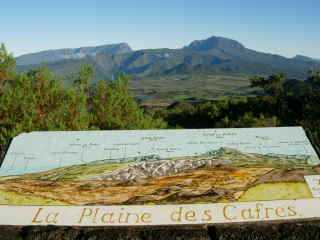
[
  {"x1": 0, "y1": 45, "x2": 166, "y2": 148},
  {"x1": 159, "y1": 72, "x2": 320, "y2": 150},
  {"x1": 0, "y1": 44, "x2": 319, "y2": 155}
]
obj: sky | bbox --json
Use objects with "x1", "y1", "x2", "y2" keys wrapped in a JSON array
[{"x1": 1, "y1": 0, "x2": 319, "y2": 58}]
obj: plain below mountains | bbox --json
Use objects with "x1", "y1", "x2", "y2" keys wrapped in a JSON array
[{"x1": 16, "y1": 36, "x2": 320, "y2": 101}]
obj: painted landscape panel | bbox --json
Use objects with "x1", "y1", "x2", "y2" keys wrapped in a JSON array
[{"x1": 0, "y1": 127, "x2": 319, "y2": 206}]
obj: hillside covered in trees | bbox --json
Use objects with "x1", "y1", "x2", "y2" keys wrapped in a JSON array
[{"x1": 1, "y1": 44, "x2": 320, "y2": 156}]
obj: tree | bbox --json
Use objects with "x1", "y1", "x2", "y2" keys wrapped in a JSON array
[
  {"x1": 0, "y1": 44, "x2": 15, "y2": 92},
  {"x1": 0, "y1": 46, "x2": 166, "y2": 150},
  {"x1": 69, "y1": 64, "x2": 94, "y2": 129},
  {"x1": 307, "y1": 70, "x2": 320, "y2": 89},
  {"x1": 73, "y1": 64, "x2": 94, "y2": 91},
  {"x1": 90, "y1": 75, "x2": 166, "y2": 129},
  {"x1": 0, "y1": 67, "x2": 91, "y2": 146},
  {"x1": 250, "y1": 73, "x2": 285, "y2": 96},
  {"x1": 250, "y1": 76, "x2": 269, "y2": 88}
]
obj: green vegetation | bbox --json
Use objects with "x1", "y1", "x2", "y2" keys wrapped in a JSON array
[
  {"x1": 157, "y1": 72, "x2": 320, "y2": 149},
  {"x1": 131, "y1": 73, "x2": 252, "y2": 101},
  {"x1": 17, "y1": 36, "x2": 319, "y2": 83},
  {"x1": 0, "y1": 189, "x2": 66, "y2": 205},
  {"x1": 20, "y1": 162, "x2": 129, "y2": 181},
  {"x1": 239, "y1": 182, "x2": 312, "y2": 202},
  {"x1": 1, "y1": 43, "x2": 320, "y2": 156},
  {"x1": 0, "y1": 45, "x2": 166, "y2": 151}
]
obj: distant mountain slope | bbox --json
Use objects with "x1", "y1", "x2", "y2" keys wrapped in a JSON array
[
  {"x1": 185, "y1": 36, "x2": 246, "y2": 54},
  {"x1": 293, "y1": 55, "x2": 320, "y2": 63},
  {"x1": 16, "y1": 36, "x2": 320, "y2": 82},
  {"x1": 16, "y1": 43, "x2": 132, "y2": 66}
]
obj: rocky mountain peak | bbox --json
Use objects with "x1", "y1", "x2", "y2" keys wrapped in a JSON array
[{"x1": 186, "y1": 36, "x2": 245, "y2": 52}]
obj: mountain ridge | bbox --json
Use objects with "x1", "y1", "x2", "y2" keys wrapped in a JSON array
[
  {"x1": 16, "y1": 36, "x2": 320, "y2": 82},
  {"x1": 16, "y1": 43, "x2": 132, "y2": 66},
  {"x1": 293, "y1": 55, "x2": 320, "y2": 63}
]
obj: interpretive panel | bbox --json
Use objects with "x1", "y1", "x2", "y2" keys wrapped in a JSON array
[{"x1": 0, "y1": 127, "x2": 319, "y2": 226}]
